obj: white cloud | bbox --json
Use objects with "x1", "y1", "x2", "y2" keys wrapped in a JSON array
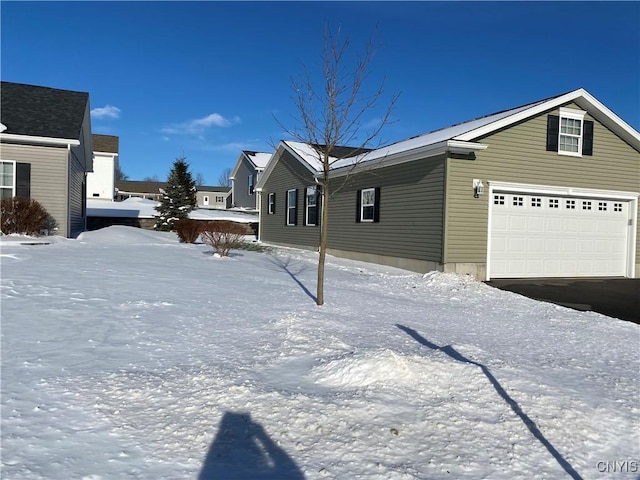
[
  {"x1": 161, "y1": 113, "x2": 240, "y2": 135},
  {"x1": 91, "y1": 105, "x2": 121, "y2": 120}
]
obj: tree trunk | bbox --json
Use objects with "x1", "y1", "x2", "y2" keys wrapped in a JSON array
[{"x1": 316, "y1": 180, "x2": 329, "y2": 306}]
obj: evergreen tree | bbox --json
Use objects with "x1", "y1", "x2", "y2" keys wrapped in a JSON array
[{"x1": 154, "y1": 156, "x2": 197, "y2": 231}]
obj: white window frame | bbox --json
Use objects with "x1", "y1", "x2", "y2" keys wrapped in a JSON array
[
  {"x1": 305, "y1": 186, "x2": 317, "y2": 226},
  {"x1": 286, "y1": 189, "x2": 296, "y2": 226},
  {"x1": 248, "y1": 174, "x2": 254, "y2": 195},
  {"x1": 361, "y1": 188, "x2": 376, "y2": 223},
  {"x1": 558, "y1": 108, "x2": 586, "y2": 157},
  {"x1": 268, "y1": 192, "x2": 275, "y2": 214},
  {"x1": 215, "y1": 195, "x2": 224, "y2": 203},
  {"x1": 0, "y1": 160, "x2": 16, "y2": 199}
]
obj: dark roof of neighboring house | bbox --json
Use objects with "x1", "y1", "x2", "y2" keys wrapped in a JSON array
[
  {"x1": 116, "y1": 180, "x2": 230, "y2": 194},
  {"x1": 0, "y1": 81, "x2": 89, "y2": 140},
  {"x1": 116, "y1": 181, "x2": 166, "y2": 193},
  {"x1": 198, "y1": 185, "x2": 231, "y2": 193},
  {"x1": 93, "y1": 134, "x2": 119, "y2": 153}
]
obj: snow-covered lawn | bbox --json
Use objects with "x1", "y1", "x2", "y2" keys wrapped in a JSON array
[{"x1": 1, "y1": 226, "x2": 638, "y2": 479}]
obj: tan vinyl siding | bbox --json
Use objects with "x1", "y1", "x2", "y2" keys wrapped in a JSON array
[
  {"x1": 327, "y1": 157, "x2": 446, "y2": 262},
  {"x1": 260, "y1": 151, "x2": 321, "y2": 247},
  {"x1": 0, "y1": 143, "x2": 69, "y2": 236},
  {"x1": 445, "y1": 103, "x2": 640, "y2": 264}
]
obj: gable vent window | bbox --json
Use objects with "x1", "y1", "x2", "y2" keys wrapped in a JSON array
[{"x1": 546, "y1": 108, "x2": 593, "y2": 157}]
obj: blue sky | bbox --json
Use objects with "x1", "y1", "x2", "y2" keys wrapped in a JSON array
[{"x1": 2, "y1": 1, "x2": 638, "y2": 185}]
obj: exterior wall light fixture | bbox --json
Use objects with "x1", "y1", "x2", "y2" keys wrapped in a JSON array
[{"x1": 473, "y1": 179, "x2": 484, "y2": 198}]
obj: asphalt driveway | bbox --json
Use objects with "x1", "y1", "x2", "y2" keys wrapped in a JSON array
[{"x1": 486, "y1": 278, "x2": 640, "y2": 324}]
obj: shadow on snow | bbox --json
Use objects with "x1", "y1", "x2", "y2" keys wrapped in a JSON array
[
  {"x1": 396, "y1": 324, "x2": 583, "y2": 480},
  {"x1": 265, "y1": 254, "x2": 317, "y2": 303},
  {"x1": 199, "y1": 411, "x2": 304, "y2": 480}
]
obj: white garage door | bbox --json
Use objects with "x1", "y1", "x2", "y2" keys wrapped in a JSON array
[{"x1": 490, "y1": 192, "x2": 630, "y2": 278}]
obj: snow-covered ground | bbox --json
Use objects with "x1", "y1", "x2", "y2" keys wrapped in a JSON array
[{"x1": 1, "y1": 226, "x2": 638, "y2": 479}]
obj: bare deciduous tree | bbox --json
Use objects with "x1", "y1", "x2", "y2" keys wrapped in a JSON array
[
  {"x1": 276, "y1": 24, "x2": 399, "y2": 306},
  {"x1": 195, "y1": 172, "x2": 206, "y2": 186},
  {"x1": 218, "y1": 167, "x2": 232, "y2": 187}
]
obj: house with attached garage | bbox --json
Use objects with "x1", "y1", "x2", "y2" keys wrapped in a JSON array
[
  {"x1": 256, "y1": 88, "x2": 640, "y2": 280},
  {"x1": 230, "y1": 150, "x2": 272, "y2": 210},
  {"x1": 0, "y1": 81, "x2": 93, "y2": 237}
]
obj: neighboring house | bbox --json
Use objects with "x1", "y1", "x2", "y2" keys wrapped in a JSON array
[
  {"x1": 87, "y1": 134, "x2": 119, "y2": 201},
  {"x1": 0, "y1": 81, "x2": 93, "y2": 237},
  {"x1": 256, "y1": 88, "x2": 640, "y2": 281},
  {"x1": 230, "y1": 150, "x2": 272, "y2": 210},
  {"x1": 115, "y1": 180, "x2": 230, "y2": 209},
  {"x1": 196, "y1": 186, "x2": 232, "y2": 209}
]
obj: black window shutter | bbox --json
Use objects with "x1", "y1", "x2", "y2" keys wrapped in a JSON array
[
  {"x1": 293, "y1": 189, "x2": 298, "y2": 226},
  {"x1": 546, "y1": 115, "x2": 559, "y2": 152},
  {"x1": 582, "y1": 120, "x2": 594, "y2": 156},
  {"x1": 284, "y1": 192, "x2": 288, "y2": 226},
  {"x1": 16, "y1": 163, "x2": 31, "y2": 198},
  {"x1": 373, "y1": 187, "x2": 381, "y2": 223},
  {"x1": 355, "y1": 189, "x2": 362, "y2": 222}
]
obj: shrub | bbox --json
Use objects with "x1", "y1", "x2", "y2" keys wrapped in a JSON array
[
  {"x1": 200, "y1": 221, "x2": 247, "y2": 257},
  {"x1": 1, "y1": 197, "x2": 57, "y2": 235},
  {"x1": 175, "y1": 218, "x2": 203, "y2": 243}
]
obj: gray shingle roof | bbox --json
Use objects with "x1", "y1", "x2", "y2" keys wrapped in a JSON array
[{"x1": 1, "y1": 81, "x2": 89, "y2": 140}]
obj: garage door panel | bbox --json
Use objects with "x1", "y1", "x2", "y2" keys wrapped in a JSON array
[{"x1": 490, "y1": 192, "x2": 629, "y2": 278}]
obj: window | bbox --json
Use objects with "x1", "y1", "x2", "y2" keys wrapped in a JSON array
[
  {"x1": 531, "y1": 197, "x2": 542, "y2": 208},
  {"x1": 549, "y1": 198, "x2": 559, "y2": 209},
  {"x1": 0, "y1": 161, "x2": 30, "y2": 199},
  {"x1": 215, "y1": 196, "x2": 224, "y2": 203},
  {"x1": 546, "y1": 108, "x2": 593, "y2": 156},
  {"x1": 248, "y1": 174, "x2": 254, "y2": 195},
  {"x1": 0, "y1": 161, "x2": 15, "y2": 198},
  {"x1": 566, "y1": 199, "x2": 576, "y2": 209},
  {"x1": 356, "y1": 187, "x2": 380, "y2": 223},
  {"x1": 305, "y1": 186, "x2": 318, "y2": 226},
  {"x1": 559, "y1": 117, "x2": 581, "y2": 153},
  {"x1": 268, "y1": 193, "x2": 276, "y2": 214},
  {"x1": 598, "y1": 202, "x2": 607, "y2": 211},
  {"x1": 494, "y1": 195, "x2": 505, "y2": 205},
  {"x1": 582, "y1": 201, "x2": 592, "y2": 210},
  {"x1": 614, "y1": 202, "x2": 623, "y2": 212},
  {"x1": 286, "y1": 189, "x2": 297, "y2": 226},
  {"x1": 513, "y1": 196, "x2": 523, "y2": 207}
]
